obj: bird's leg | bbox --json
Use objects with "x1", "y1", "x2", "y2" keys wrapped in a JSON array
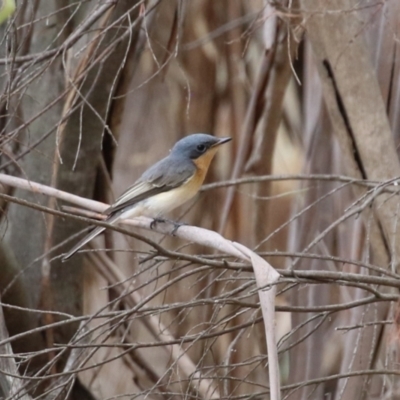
[
  {"x1": 150, "y1": 217, "x2": 166, "y2": 229},
  {"x1": 150, "y1": 218, "x2": 186, "y2": 235},
  {"x1": 170, "y1": 220, "x2": 186, "y2": 236}
]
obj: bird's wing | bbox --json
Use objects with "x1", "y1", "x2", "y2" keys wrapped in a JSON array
[{"x1": 105, "y1": 156, "x2": 195, "y2": 215}]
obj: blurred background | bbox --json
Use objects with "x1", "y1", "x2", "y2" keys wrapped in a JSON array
[{"x1": 0, "y1": 0, "x2": 400, "y2": 399}]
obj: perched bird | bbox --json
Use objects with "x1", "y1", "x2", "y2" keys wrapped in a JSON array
[{"x1": 62, "y1": 133, "x2": 231, "y2": 260}]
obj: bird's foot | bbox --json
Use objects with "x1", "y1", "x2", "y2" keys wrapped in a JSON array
[
  {"x1": 150, "y1": 218, "x2": 186, "y2": 236},
  {"x1": 171, "y1": 221, "x2": 187, "y2": 236},
  {"x1": 150, "y1": 217, "x2": 166, "y2": 230}
]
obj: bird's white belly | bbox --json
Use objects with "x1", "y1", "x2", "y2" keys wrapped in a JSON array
[{"x1": 119, "y1": 181, "x2": 199, "y2": 220}]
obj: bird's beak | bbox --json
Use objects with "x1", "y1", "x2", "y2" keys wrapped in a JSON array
[{"x1": 212, "y1": 137, "x2": 232, "y2": 147}]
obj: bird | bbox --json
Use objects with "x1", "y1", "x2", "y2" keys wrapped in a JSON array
[{"x1": 62, "y1": 133, "x2": 231, "y2": 260}]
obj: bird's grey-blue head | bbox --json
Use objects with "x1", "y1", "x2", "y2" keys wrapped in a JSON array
[{"x1": 171, "y1": 133, "x2": 231, "y2": 160}]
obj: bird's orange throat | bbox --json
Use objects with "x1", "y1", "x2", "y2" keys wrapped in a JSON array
[{"x1": 192, "y1": 146, "x2": 219, "y2": 183}]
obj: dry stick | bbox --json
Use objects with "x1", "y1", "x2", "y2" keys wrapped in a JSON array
[
  {"x1": 0, "y1": 168, "x2": 390, "y2": 199},
  {"x1": 300, "y1": 1, "x2": 400, "y2": 399},
  {"x1": 0, "y1": 301, "x2": 32, "y2": 400},
  {"x1": 3, "y1": 173, "x2": 400, "y2": 285},
  {"x1": 218, "y1": 46, "x2": 275, "y2": 234},
  {"x1": 0, "y1": 5, "x2": 154, "y2": 170},
  {"x1": 56, "y1": 208, "x2": 400, "y2": 290},
  {"x1": 2, "y1": 173, "x2": 400, "y2": 288},
  {"x1": 39, "y1": 1, "x2": 138, "y2": 363},
  {"x1": 0, "y1": 174, "x2": 282, "y2": 400},
  {"x1": 88, "y1": 171, "x2": 400, "y2": 190},
  {"x1": 37, "y1": 0, "x2": 113, "y2": 361},
  {"x1": 90, "y1": 251, "x2": 221, "y2": 400},
  {"x1": 43, "y1": 322, "x2": 92, "y2": 400},
  {"x1": 0, "y1": 0, "x2": 118, "y2": 65},
  {"x1": 87, "y1": 252, "x2": 166, "y2": 395},
  {"x1": 246, "y1": 13, "x2": 296, "y2": 250},
  {"x1": 281, "y1": 369, "x2": 400, "y2": 399},
  {"x1": 0, "y1": 173, "x2": 106, "y2": 212}
]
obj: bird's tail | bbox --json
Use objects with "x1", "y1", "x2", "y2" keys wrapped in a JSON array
[{"x1": 62, "y1": 214, "x2": 121, "y2": 262}]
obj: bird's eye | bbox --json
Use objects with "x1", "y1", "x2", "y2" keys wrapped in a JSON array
[{"x1": 197, "y1": 144, "x2": 207, "y2": 153}]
